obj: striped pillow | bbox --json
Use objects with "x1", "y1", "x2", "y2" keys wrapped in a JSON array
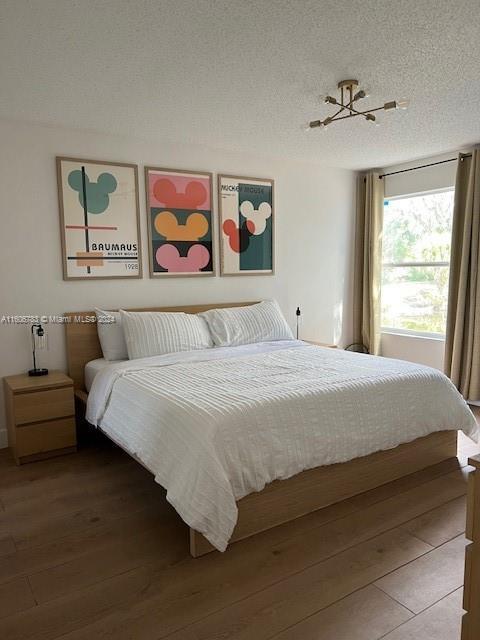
[
  {"x1": 200, "y1": 300, "x2": 293, "y2": 347},
  {"x1": 120, "y1": 310, "x2": 213, "y2": 360},
  {"x1": 95, "y1": 308, "x2": 128, "y2": 361}
]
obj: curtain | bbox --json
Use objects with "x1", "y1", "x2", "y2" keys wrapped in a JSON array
[
  {"x1": 353, "y1": 172, "x2": 384, "y2": 355},
  {"x1": 445, "y1": 150, "x2": 480, "y2": 400}
]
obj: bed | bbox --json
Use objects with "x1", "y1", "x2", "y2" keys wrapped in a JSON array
[{"x1": 66, "y1": 303, "x2": 479, "y2": 557}]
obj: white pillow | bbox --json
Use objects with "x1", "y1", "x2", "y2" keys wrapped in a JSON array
[
  {"x1": 95, "y1": 308, "x2": 128, "y2": 361},
  {"x1": 200, "y1": 300, "x2": 294, "y2": 347},
  {"x1": 120, "y1": 310, "x2": 213, "y2": 360}
]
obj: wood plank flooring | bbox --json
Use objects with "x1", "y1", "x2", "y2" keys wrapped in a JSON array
[{"x1": 0, "y1": 429, "x2": 478, "y2": 640}]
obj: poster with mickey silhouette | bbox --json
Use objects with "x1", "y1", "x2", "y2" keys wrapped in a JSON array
[
  {"x1": 145, "y1": 167, "x2": 214, "y2": 277},
  {"x1": 57, "y1": 157, "x2": 142, "y2": 280},
  {"x1": 218, "y1": 175, "x2": 274, "y2": 276}
]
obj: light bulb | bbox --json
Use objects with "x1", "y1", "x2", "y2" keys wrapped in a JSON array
[
  {"x1": 301, "y1": 122, "x2": 312, "y2": 132},
  {"x1": 397, "y1": 98, "x2": 410, "y2": 110},
  {"x1": 354, "y1": 88, "x2": 370, "y2": 101},
  {"x1": 323, "y1": 95, "x2": 337, "y2": 105}
]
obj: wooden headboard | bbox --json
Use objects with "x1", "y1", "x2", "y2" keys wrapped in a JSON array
[{"x1": 65, "y1": 301, "x2": 258, "y2": 391}]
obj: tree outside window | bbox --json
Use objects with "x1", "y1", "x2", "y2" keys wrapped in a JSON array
[{"x1": 381, "y1": 189, "x2": 454, "y2": 336}]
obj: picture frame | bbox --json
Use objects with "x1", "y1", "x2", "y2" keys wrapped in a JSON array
[
  {"x1": 56, "y1": 156, "x2": 142, "y2": 280},
  {"x1": 218, "y1": 174, "x2": 274, "y2": 276},
  {"x1": 145, "y1": 166, "x2": 215, "y2": 277}
]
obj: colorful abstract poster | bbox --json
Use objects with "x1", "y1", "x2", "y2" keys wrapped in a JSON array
[
  {"x1": 219, "y1": 175, "x2": 274, "y2": 275},
  {"x1": 145, "y1": 167, "x2": 214, "y2": 277},
  {"x1": 57, "y1": 157, "x2": 141, "y2": 280}
]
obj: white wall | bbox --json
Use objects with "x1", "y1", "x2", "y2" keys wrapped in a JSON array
[
  {"x1": 380, "y1": 152, "x2": 457, "y2": 369},
  {"x1": 0, "y1": 119, "x2": 356, "y2": 448},
  {"x1": 381, "y1": 332, "x2": 446, "y2": 370}
]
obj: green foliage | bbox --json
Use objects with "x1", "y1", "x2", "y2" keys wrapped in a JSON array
[{"x1": 381, "y1": 191, "x2": 454, "y2": 334}]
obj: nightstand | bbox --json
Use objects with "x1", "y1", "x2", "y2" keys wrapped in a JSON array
[
  {"x1": 3, "y1": 371, "x2": 76, "y2": 465},
  {"x1": 303, "y1": 340, "x2": 337, "y2": 348},
  {"x1": 462, "y1": 454, "x2": 480, "y2": 639}
]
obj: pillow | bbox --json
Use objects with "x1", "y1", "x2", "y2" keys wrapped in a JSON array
[
  {"x1": 95, "y1": 308, "x2": 128, "y2": 361},
  {"x1": 120, "y1": 310, "x2": 213, "y2": 360},
  {"x1": 200, "y1": 300, "x2": 294, "y2": 347}
]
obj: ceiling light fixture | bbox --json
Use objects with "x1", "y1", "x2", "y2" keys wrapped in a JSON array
[{"x1": 303, "y1": 79, "x2": 409, "y2": 131}]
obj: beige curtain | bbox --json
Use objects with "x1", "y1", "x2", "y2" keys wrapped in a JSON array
[
  {"x1": 445, "y1": 150, "x2": 480, "y2": 400},
  {"x1": 353, "y1": 172, "x2": 384, "y2": 355}
]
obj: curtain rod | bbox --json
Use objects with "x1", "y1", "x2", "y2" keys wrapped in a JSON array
[{"x1": 379, "y1": 152, "x2": 472, "y2": 179}]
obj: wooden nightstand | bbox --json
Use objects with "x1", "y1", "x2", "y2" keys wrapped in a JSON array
[
  {"x1": 303, "y1": 340, "x2": 337, "y2": 348},
  {"x1": 3, "y1": 371, "x2": 76, "y2": 465}
]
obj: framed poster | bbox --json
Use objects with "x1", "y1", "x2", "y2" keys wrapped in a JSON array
[
  {"x1": 57, "y1": 157, "x2": 142, "y2": 280},
  {"x1": 218, "y1": 175, "x2": 274, "y2": 276},
  {"x1": 145, "y1": 167, "x2": 214, "y2": 277}
]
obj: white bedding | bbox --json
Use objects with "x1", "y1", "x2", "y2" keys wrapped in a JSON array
[
  {"x1": 86, "y1": 341, "x2": 479, "y2": 551},
  {"x1": 84, "y1": 358, "x2": 128, "y2": 392}
]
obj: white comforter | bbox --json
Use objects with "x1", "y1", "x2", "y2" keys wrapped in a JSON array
[{"x1": 87, "y1": 341, "x2": 479, "y2": 551}]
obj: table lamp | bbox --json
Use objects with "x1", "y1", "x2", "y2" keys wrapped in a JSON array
[{"x1": 29, "y1": 323, "x2": 49, "y2": 376}]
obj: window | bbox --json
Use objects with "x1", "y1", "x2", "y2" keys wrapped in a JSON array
[{"x1": 381, "y1": 189, "x2": 454, "y2": 337}]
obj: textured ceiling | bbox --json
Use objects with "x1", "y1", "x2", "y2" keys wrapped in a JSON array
[{"x1": 1, "y1": 0, "x2": 479, "y2": 169}]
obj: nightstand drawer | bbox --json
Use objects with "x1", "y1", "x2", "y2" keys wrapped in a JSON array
[
  {"x1": 14, "y1": 387, "x2": 74, "y2": 425},
  {"x1": 16, "y1": 417, "x2": 76, "y2": 457}
]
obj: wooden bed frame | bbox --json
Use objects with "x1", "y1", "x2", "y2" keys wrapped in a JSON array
[{"x1": 65, "y1": 302, "x2": 458, "y2": 557}]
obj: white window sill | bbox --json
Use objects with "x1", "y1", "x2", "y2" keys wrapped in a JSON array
[{"x1": 381, "y1": 329, "x2": 445, "y2": 342}]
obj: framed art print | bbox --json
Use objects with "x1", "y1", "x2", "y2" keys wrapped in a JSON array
[
  {"x1": 57, "y1": 157, "x2": 142, "y2": 280},
  {"x1": 145, "y1": 167, "x2": 214, "y2": 277},
  {"x1": 218, "y1": 175, "x2": 274, "y2": 275}
]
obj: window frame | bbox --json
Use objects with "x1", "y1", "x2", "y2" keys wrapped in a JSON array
[{"x1": 381, "y1": 187, "x2": 454, "y2": 339}]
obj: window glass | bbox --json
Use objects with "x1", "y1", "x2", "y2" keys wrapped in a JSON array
[{"x1": 381, "y1": 190, "x2": 454, "y2": 336}]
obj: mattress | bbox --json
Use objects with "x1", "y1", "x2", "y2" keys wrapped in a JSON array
[
  {"x1": 84, "y1": 358, "x2": 127, "y2": 391},
  {"x1": 86, "y1": 341, "x2": 479, "y2": 551}
]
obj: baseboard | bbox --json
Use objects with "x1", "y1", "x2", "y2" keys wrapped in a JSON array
[{"x1": 0, "y1": 428, "x2": 8, "y2": 449}]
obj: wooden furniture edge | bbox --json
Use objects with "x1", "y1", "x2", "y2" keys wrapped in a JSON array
[
  {"x1": 75, "y1": 389, "x2": 88, "y2": 406},
  {"x1": 64, "y1": 301, "x2": 259, "y2": 391},
  {"x1": 303, "y1": 340, "x2": 337, "y2": 348},
  {"x1": 3, "y1": 371, "x2": 73, "y2": 393},
  {"x1": 190, "y1": 430, "x2": 458, "y2": 557},
  {"x1": 463, "y1": 453, "x2": 480, "y2": 640},
  {"x1": 468, "y1": 454, "x2": 480, "y2": 469},
  {"x1": 17, "y1": 446, "x2": 77, "y2": 465}
]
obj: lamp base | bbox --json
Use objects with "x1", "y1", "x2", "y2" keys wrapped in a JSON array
[{"x1": 28, "y1": 368, "x2": 49, "y2": 377}]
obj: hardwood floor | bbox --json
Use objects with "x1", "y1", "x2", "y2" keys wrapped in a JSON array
[{"x1": 0, "y1": 430, "x2": 478, "y2": 640}]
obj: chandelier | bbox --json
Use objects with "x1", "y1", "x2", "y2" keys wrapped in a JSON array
[{"x1": 304, "y1": 79, "x2": 409, "y2": 130}]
